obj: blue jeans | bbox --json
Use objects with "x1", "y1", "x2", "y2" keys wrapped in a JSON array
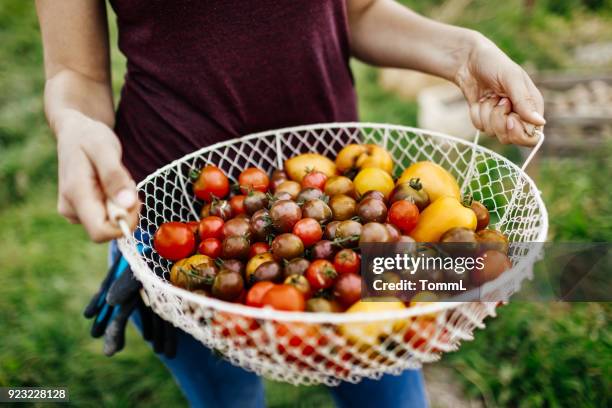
[{"x1": 112, "y1": 243, "x2": 428, "y2": 407}]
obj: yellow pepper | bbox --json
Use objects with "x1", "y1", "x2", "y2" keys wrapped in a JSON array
[
  {"x1": 411, "y1": 196, "x2": 476, "y2": 242},
  {"x1": 397, "y1": 161, "x2": 460, "y2": 202},
  {"x1": 340, "y1": 299, "x2": 406, "y2": 346}
]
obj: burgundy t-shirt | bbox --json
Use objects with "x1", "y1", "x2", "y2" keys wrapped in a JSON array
[{"x1": 109, "y1": 0, "x2": 358, "y2": 182}]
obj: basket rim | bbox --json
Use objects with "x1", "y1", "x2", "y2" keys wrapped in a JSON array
[{"x1": 120, "y1": 122, "x2": 549, "y2": 324}]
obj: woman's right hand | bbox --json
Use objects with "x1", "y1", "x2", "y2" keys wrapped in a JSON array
[{"x1": 56, "y1": 110, "x2": 140, "y2": 242}]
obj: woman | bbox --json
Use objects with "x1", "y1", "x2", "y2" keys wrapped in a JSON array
[{"x1": 36, "y1": 1, "x2": 544, "y2": 407}]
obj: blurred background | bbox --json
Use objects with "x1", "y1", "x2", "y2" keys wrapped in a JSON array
[{"x1": 0, "y1": 0, "x2": 610, "y2": 406}]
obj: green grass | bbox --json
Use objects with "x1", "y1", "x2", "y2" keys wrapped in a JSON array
[{"x1": 1, "y1": 0, "x2": 611, "y2": 407}]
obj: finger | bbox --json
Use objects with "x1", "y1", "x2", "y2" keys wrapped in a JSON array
[
  {"x1": 68, "y1": 180, "x2": 124, "y2": 243},
  {"x1": 479, "y1": 96, "x2": 500, "y2": 136},
  {"x1": 469, "y1": 103, "x2": 484, "y2": 131},
  {"x1": 506, "y1": 113, "x2": 538, "y2": 147},
  {"x1": 84, "y1": 141, "x2": 138, "y2": 207},
  {"x1": 57, "y1": 197, "x2": 79, "y2": 224},
  {"x1": 504, "y1": 68, "x2": 546, "y2": 126},
  {"x1": 490, "y1": 97, "x2": 512, "y2": 144}
]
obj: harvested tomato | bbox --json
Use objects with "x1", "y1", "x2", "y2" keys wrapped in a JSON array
[
  {"x1": 186, "y1": 221, "x2": 200, "y2": 237},
  {"x1": 305, "y1": 260, "x2": 338, "y2": 290},
  {"x1": 284, "y1": 274, "x2": 312, "y2": 298},
  {"x1": 239, "y1": 168, "x2": 269, "y2": 194},
  {"x1": 334, "y1": 272, "x2": 362, "y2": 307},
  {"x1": 301, "y1": 170, "x2": 328, "y2": 190},
  {"x1": 193, "y1": 165, "x2": 230, "y2": 201},
  {"x1": 333, "y1": 249, "x2": 361, "y2": 274},
  {"x1": 249, "y1": 242, "x2": 270, "y2": 258},
  {"x1": 471, "y1": 250, "x2": 512, "y2": 285},
  {"x1": 209, "y1": 199, "x2": 232, "y2": 220},
  {"x1": 154, "y1": 222, "x2": 196, "y2": 261},
  {"x1": 198, "y1": 237, "x2": 222, "y2": 258},
  {"x1": 292, "y1": 218, "x2": 323, "y2": 247},
  {"x1": 388, "y1": 200, "x2": 419, "y2": 234},
  {"x1": 261, "y1": 284, "x2": 306, "y2": 311},
  {"x1": 222, "y1": 218, "x2": 251, "y2": 237},
  {"x1": 212, "y1": 270, "x2": 244, "y2": 301},
  {"x1": 229, "y1": 195, "x2": 247, "y2": 216},
  {"x1": 198, "y1": 216, "x2": 224, "y2": 241},
  {"x1": 245, "y1": 281, "x2": 275, "y2": 307}
]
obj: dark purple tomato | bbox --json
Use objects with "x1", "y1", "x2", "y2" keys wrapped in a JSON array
[
  {"x1": 325, "y1": 221, "x2": 341, "y2": 240},
  {"x1": 222, "y1": 218, "x2": 251, "y2": 237},
  {"x1": 218, "y1": 259, "x2": 245, "y2": 275},
  {"x1": 284, "y1": 257, "x2": 310, "y2": 277},
  {"x1": 329, "y1": 194, "x2": 357, "y2": 221},
  {"x1": 252, "y1": 261, "x2": 284, "y2": 283},
  {"x1": 311, "y1": 240, "x2": 337, "y2": 260},
  {"x1": 222, "y1": 235, "x2": 250, "y2": 259},
  {"x1": 296, "y1": 188, "x2": 324, "y2": 203},
  {"x1": 250, "y1": 209, "x2": 272, "y2": 242},
  {"x1": 271, "y1": 233, "x2": 305, "y2": 260},
  {"x1": 244, "y1": 190, "x2": 269, "y2": 215},
  {"x1": 269, "y1": 200, "x2": 302, "y2": 233},
  {"x1": 210, "y1": 200, "x2": 232, "y2": 220},
  {"x1": 356, "y1": 198, "x2": 388, "y2": 223},
  {"x1": 301, "y1": 199, "x2": 332, "y2": 223},
  {"x1": 335, "y1": 220, "x2": 363, "y2": 248},
  {"x1": 359, "y1": 222, "x2": 391, "y2": 244},
  {"x1": 360, "y1": 190, "x2": 386, "y2": 203},
  {"x1": 212, "y1": 270, "x2": 244, "y2": 301}
]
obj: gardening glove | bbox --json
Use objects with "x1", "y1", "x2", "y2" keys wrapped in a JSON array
[{"x1": 84, "y1": 241, "x2": 177, "y2": 358}]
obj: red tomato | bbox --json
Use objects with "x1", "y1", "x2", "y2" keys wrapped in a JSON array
[
  {"x1": 245, "y1": 281, "x2": 275, "y2": 308},
  {"x1": 292, "y1": 218, "x2": 323, "y2": 247},
  {"x1": 261, "y1": 284, "x2": 306, "y2": 311},
  {"x1": 239, "y1": 168, "x2": 270, "y2": 194},
  {"x1": 305, "y1": 260, "x2": 338, "y2": 290},
  {"x1": 198, "y1": 237, "x2": 222, "y2": 258},
  {"x1": 249, "y1": 242, "x2": 270, "y2": 258},
  {"x1": 198, "y1": 216, "x2": 225, "y2": 240},
  {"x1": 153, "y1": 222, "x2": 196, "y2": 261},
  {"x1": 186, "y1": 221, "x2": 200, "y2": 237},
  {"x1": 388, "y1": 200, "x2": 419, "y2": 234},
  {"x1": 193, "y1": 166, "x2": 230, "y2": 201},
  {"x1": 333, "y1": 272, "x2": 362, "y2": 307},
  {"x1": 302, "y1": 170, "x2": 328, "y2": 190},
  {"x1": 333, "y1": 249, "x2": 361, "y2": 274},
  {"x1": 229, "y1": 195, "x2": 247, "y2": 216}
]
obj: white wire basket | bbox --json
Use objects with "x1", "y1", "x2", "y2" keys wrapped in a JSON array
[{"x1": 117, "y1": 123, "x2": 548, "y2": 386}]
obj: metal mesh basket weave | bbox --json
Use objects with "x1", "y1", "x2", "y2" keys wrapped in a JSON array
[{"x1": 117, "y1": 123, "x2": 548, "y2": 386}]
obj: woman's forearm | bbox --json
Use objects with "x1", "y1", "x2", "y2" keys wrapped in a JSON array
[{"x1": 347, "y1": 0, "x2": 483, "y2": 83}]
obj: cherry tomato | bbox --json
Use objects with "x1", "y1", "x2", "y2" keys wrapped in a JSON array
[
  {"x1": 302, "y1": 170, "x2": 328, "y2": 190},
  {"x1": 284, "y1": 274, "x2": 312, "y2": 298},
  {"x1": 246, "y1": 281, "x2": 275, "y2": 307},
  {"x1": 270, "y1": 200, "x2": 302, "y2": 233},
  {"x1": 333, "y1": 249, "x2": 361, "y2": 274},
  {"x1": 471, "y1": 250, "x2": 512, "y2": 285},
  {"x1": 209, "y1": 199, "x2": 232, "y2": 220},
  {"x1": 333, "y1": 272, "x2": 362, "y2": 307},
  {"x1": 292, "y1": 218, "x2": 323, "y2": 247},
  {"x1": 222, "y1": 218, "x2": 251, "y2": 237},
  {"x1": 186, "y1": 221, "x2": 200, "y2": 237},
  {"x1": 194, "y1": 165, "x2": 230, "y2": 201},
  {"x1": 388, "y1": 200, "x2": 419, "y2": 234},
  {"x1": 212, "y1": 270, "x2": 244, "y2": 301},
  {"x1": 229, "y1": 195, "x2": 247, "y2": 216},
  {"x1": 305, "y1": 260, "x2": 338, "y2": 290},
  {"x1": 249, "y1": 242, "x2": 270, "y2": 258},
  {"x1": 198, "y1": 237, "x2": 222, "y2": 258},
  {"x1": 198, "y1": 216, "x2": 224, "y2": 241},
  {"x1": 154, "y1": 222, "x2": 196, "y2": 261},
  {"x1": 471, "y1": 200, "x2": 490, "y2": 231},
  {"x1": 261, "y1": 284, "x2": 306, "y2": 311},
  {"x1": 239, "y1": 168, "x2": 270, "y2": 194}
]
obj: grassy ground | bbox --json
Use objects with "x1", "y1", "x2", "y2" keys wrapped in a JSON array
[{"x1": 1, "y1": 1, "x2": 611, "y2": 407}]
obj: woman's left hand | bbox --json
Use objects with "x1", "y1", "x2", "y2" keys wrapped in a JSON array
[{"x1": 454, "y1": 36, "x2": 546, "y2": 146}]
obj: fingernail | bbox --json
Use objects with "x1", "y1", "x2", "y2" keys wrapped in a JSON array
[
  {"x1": 507, "y1": 117, "x2": 515, "y2": 130},
  {"x1": 532, "y1": 111, "x2": 546, "y2": 124},
  {"x1": 497, "y1": 98, "x2": 508, "y2": 106},
  {"x1": 479, "y1": 96, "x2": 488, "y2": 103},
  {"x1": 115, "y1": 189, "x2": 136, "y2": 208}
]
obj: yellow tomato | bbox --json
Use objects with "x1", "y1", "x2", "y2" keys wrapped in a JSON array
[
  {"x1": 245, "y1": 252, "x2": 275, "y2": 282},
  {"x1": 353, "y1": 168, "x2": 394, "y2": 199},
  {"x1": 410, "y1": 196, "x2": 477, "y2": 242},
  {"x1": 336, "y1": 144, "x2": 394, "y2": 174},
  {"x1": 340, "y1": 299, "x2": 406, "y2": 346},
  {"x1": 397, "y1": 161, "x2": 460, "y2": 202},
  {"x1": 170, "y1": 254, "x2": 214, "y2": 290},
  {"x1": 284, "y1": 154, "x2": 336, "y2": 182}
]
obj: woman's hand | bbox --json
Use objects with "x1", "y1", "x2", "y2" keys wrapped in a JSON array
[
  {"x1": 454, "y1": 36, "x2": 546, "y2": 146},
  {"x1": 56, "y1": 110, "x2": 140, "y2": 242}
]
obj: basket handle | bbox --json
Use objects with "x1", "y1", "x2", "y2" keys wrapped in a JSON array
[
  {"x1": 106, "y1": 199, "x2": 133, "y2": 239},
  {"x1": 472, "y1": 124, "x2": 545, "y2": 171}
]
